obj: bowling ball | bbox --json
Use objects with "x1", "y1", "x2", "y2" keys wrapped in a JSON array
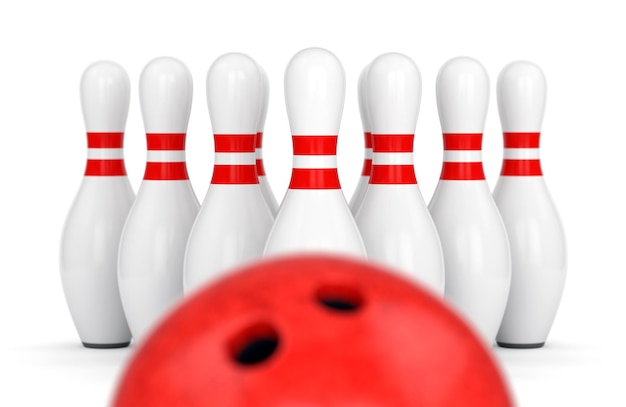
[{"x1": 112, "y1": 254, "x2": 513, "y2": 406}]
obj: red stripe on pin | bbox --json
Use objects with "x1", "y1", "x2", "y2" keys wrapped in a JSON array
[
  {"x1": 503, "y1": 132, "x2": 540, "y2": 148},
  {"x1": 214, "y1": 134, "x2": 256, "y2": 153},
  {"x1": 373, "y1": 134, "x2": 414, "y2": 153},
  {"x1": 361, "y1": 159, "x2": 372, "y2": 177},
  {"x1": 147, "y1": 133, "x2": 186, "y2": 150},
  {"x1": 443, "y1": 133, "x2": 482, "y2": 150},
  {"x1": 440, "y1": 162, "x2": 486, "y2": 180},
  {"x1": 84, "y1": 159, "x2": 127, "y2": 176},
  {"x1": 369, "y1": 165, "x2": 417, "y2": 184},
  {"x1": 256, "y1": 159, "x2": 266, "y2": 176},
  {"x1": 289, "y1": 168, "x2": 341, "y2": 189},
  {"x1": 500, "y1": 159, "x2": 543, "y2": 176},
  {"x1": 211, "y1": 165, "x2": 258, "y2": 184},
  {"x1": 292, "y1": 136, "x2": 338, "y2": 155},
  {"x1": 144, "y1": 162, "x2": 189, "y2": 180},
  {"x1": 87, "y1": 132, "x2": 124, "y2": 148},
  {"x1": 256, "y1": 132, "x2": 264, "y2": 148},
  {"x1": 364, "y1": 132, "x2": 373, "y2": 149}
]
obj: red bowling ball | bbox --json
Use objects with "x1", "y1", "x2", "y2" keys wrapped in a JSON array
[{"x1": 112, "y1": 255, "x2": 514, "y2": 406}]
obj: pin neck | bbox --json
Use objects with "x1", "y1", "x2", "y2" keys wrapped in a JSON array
[
  {"x1": 439, "y1": 133, "x2": 486, "y2": 180},
  {"x1": 84, "y1": 132, "x2": 127, "y2": 176},
  {"x1": 143, "y1": 133, "x2": 190, "y2": 181},
  {"x1": 288, "y1": 135, "x2": 340, "y2": 190},
  {"x1": 500, "y1": 132, "x2": 543, "y2": 176},
  {"x1": 211, "y1": 134, "x2": 259, "y2": 185},
  {"x1": 369, "y1": 134, "x2": 417, "y2": 185}
]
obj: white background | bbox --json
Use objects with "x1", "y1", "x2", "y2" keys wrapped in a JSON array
[{"x1": 1, "y1": 0, "x2": 624, "y2": 405}]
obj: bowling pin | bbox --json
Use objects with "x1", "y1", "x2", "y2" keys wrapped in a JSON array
[
  {"x1": 263, "y1": 47, "x2": 366, "y2": 257},
  {"x1": 118, "y1": 57, "x2": 200, "y2": 342},
  {"x1": 184, "y1": 53, "x2": 274, "y2": 293},
  {"x1": 256, "y1": 64, "x2": 280, "y2": 215},
  {"x1": 355, "y1": 53, "x2": 444, "y2": 294},
  {"x1": 59, "y1": 61, "x2": 133, "y2": 348},
  {"x1": 348, "y1": 64, "x2": 372, "y2": 215},
  {"x1": 493, "y1": 61, "x2": 567, "y2": 348},
  {"x1": 428, "y1": 56, "x2": 511, "y2": 345}
]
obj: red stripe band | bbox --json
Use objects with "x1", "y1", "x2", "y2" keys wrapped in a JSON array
[
  {"x1": 440, "y1": 162, "x2": 486, "y2": 180},
  {"x1": 500, "y1": 160, "x2": 543, "y2": 176},
  {"x1": 87, "y1": 132, "x2": 124, "y2": 148},
  {"x1": 369, "y1": 165, "x2": 417, "y2": 184},
  {"x1": 214, "y1": 134, "x2": 256, "y2": 153},
  {"x1": 84, "y1": 159, "x2": 127, "y2": 176},
  {"x1": 256, "y1": 132, "x2": 264, "y2": 148},
  {"x1": 361, "y1": 159, "x2": 372, "y2": 176},
  {"x1": 256, "y1": 159, "x2": 266, "y2": 176},
  {"x1": 372, "y1": 134, "x2": 414, "y2": 153},
  {"x1": 211, "y1": 165, "x2": 258, "y2": 184},
  {"x1": 364, "y1": 132, "x2": 372, "y2": 148},
  {"x1": 147, "y1": 133, "x2": 186, "y2": 150},
  {"x1": 443, "y1": 133, "x2": 483, "y2": 150},
  {"x1": 289, "y1": 168, "x2": 341, "y2": 189},
  {"x1": 503, "y1": 132, "x2": 540, "y2": 148},
  {"x1": 144, "y1": 162, "x2": 189, "y2": 180},
  {"x1": 292, "y1": 135, "x2": 338, "y2": 155}
]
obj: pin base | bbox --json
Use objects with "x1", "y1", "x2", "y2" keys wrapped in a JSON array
[
  {"x1": 82, "y1": 341, "x2": 131, "y2": 349},
  {"x1": 497, "y1": 341, "x2": 544, "y2": 349}
]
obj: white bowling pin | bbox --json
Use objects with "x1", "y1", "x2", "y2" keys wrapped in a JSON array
[
  {"x1": 428, "y1": 56, "x2": 511, "y2": 345},
  {"x1": 355, "y1": 53, "x2": 444, "y2": 295},
  {"x1": 256, "y1": 64, "x2": 280, "y2": 215},
  {"x1": 184, "y1": 53, "x2": 274, "y2": 294},
  {"x1": 493, "y1": 61, "x2": 567, "y2": 348},
  {"x1": 348, "y1": 64, "x2": 372, "y2": 215},
  {"x1": 59, "y1": 61, "x2": 134, "y2": 348},
  {"x1": 263, "y1": 47, "x2": 366, "y2": 257},
  {"x1": 118, "y1": 57, "x2": 200, "y2": 342}
]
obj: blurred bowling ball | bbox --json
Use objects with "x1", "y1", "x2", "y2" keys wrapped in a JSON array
[{"x1": 113, "y1": 254, "x2": 513, "y2": 406}]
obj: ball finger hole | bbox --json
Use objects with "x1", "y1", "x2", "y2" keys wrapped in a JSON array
[
  {"x1": 316, "y1": 285, "x2": 364, "y2": 313},
  {"x1": 229, "y1": 322, "x2": 279, "y2": 366}
]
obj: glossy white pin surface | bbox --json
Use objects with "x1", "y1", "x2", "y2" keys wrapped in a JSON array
[
  {"x1": 256, "y1": 64, "x2": 280, "y2": 215},
  {"x1": 283, "y1": 47, "x2": 346, "y2": 135},
  {"x1": 348, "y1": 64, "x2": 372, "y2": 215},
  {"x1": 493, "y1": 60, "x2": 567, "y2": 348},
  {"x1": 497, "y1": 61, "x2": 546, "y2": 132},
  {"x1": 138, "y1": 57, "x2": 193, "y2": 133},
  {"x1": 428, "y1": 56, "x2": 511, "y2": 345},
  {"x1": 60, "y1": 60, "x2": 134, "y2": 348},
  {"x1": 118, "y1": 56, "x2": 199, "y2": 343},
  {"x1": 183, "y1": 53, "x2": 274, "y2": 294},
  {"x1": 80, "y1": 61, "x2": 130, "y2": 131},
  {"x1": 263, "y1": 47, "x2": 366, "y2": 257},
  {"x1": 355, "y1": 53, "x2": 444, "y2": 295},
  {"x1": 436, "y1": 57, "x2": 490, "y2": 134}
]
